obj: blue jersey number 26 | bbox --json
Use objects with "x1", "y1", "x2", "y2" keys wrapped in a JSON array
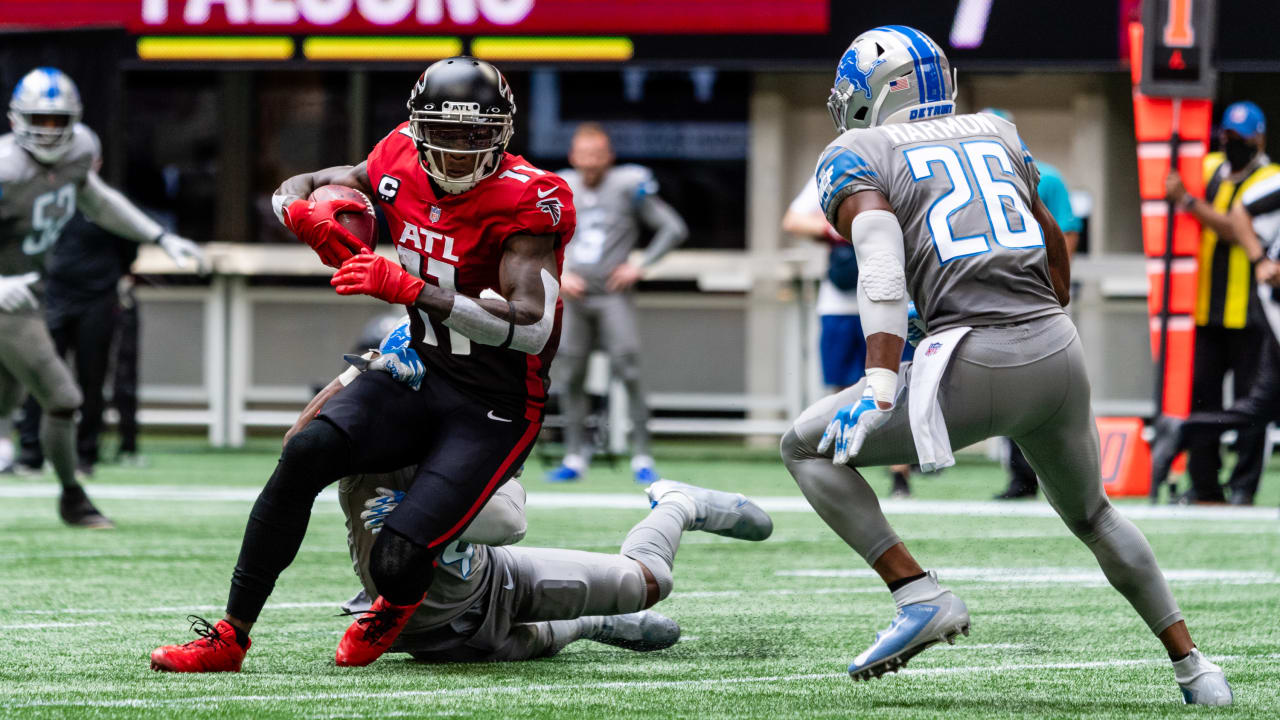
[{"x1": 903, "y1": 142, "x2": 1043, "y2": 263}]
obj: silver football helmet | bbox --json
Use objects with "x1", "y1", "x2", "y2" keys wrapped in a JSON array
[
  {"x1": 8, "y1": 67, "x2": 82, "y2": 164},
  {"x1": 827, "y1": 26, "x2": 956, "y2": 133}
]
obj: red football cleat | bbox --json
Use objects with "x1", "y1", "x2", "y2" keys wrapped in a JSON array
[
  {"x1": 335, "y1": 594, "x2": 422, "y2": 667},
  {"x1": 150, "y1": 616, "x2": 249, "y2": 673}
]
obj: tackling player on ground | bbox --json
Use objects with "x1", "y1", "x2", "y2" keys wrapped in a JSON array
[
  {"x1": 778, "y1": 27, "x2": 1231, "y2": 704},
  {"x1": 1, "y1": 67, "x2": 206, "y2": 528},
  {"x1": 151, "y1": 57, "x2": 576, "y2": 672},
  {"x1": 282, "y1": 342, "x2": 771, "y2": 662}
]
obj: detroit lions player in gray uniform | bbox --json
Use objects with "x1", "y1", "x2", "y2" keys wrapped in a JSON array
[
  {"x1": 286, "y1": 356, "x2": 772, "y2": 662},
  {"x1": 1, "y1": 68, "x2": 206, "y2": 527},
  {"x1": 548, "y1": 123, "x2": 688, "y2": 484},
  {"x1": 778, "y1": 27, "x2": 1231, "y2": 704},
  {"x1": 339, "y1": 472, "x2": 770, "y2": 662}
]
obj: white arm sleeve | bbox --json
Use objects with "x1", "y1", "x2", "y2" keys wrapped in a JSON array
[
  {"x1": 457, "y1": 480, "x2": 527, "y2": 546},
  {"x1": 77, "y1": 171, "x2": 166, "y2": 244},
  {"x1": 851, "y1": 209, "x2": 909, "y2": 343},
  {"x1": 443, "y1": 268, "x2": 559, "y2": 355}
]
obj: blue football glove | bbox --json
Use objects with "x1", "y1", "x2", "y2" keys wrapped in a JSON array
[
  {"x1": 907, "y1": 301, "x2": 928, "y2": 347},
  {"x1": 360, "y1": 487, "x2": 405, "y2": 534},
  {"x1": 369, "y1": 318, "x2": 425, "y2": 390},
  {"x1": 816, "y1": 387, "x2": 895, "y2": 465}
]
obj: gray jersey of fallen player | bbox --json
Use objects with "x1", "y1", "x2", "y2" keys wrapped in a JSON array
[{"x1": 338, "y1": 473, "x2": 682, "y2": 661}]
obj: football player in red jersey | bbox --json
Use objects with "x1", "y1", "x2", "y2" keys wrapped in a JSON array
[{"x1": 150, "y1": 57, "x2": 577, "y2": 673}]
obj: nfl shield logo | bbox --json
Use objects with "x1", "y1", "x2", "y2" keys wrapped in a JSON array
[
  {"x1": 925, "y1": 342, "x2": 943, "y2": 357},
  {"x1": 429, "y1": 206, "x2": 442, "y2": 223}
]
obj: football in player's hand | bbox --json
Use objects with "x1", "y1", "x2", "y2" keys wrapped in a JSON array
[{"x1": 308, "y1": 185, "x2": 378, "y2": 250}]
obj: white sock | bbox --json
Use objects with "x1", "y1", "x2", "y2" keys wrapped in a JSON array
[
  {"x1": 562, "y1": 454, "x2": 587, "y2": 473},
  {"x1": 890, "y1": 570, "x2": 946, "y2": 608},
  {"x1": 1173, "y1": 648, "x2": 1218, "y2": 682},
  {"x1": 631, "y1": 454, "x2": 655, "y2": 472}
]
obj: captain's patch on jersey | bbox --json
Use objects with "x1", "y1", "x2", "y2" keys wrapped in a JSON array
[
  {"x1": 536, "y1": 196, "x2": 563, "y2": 226},
  {"x1": 377, "y1": 174, "x2": 401, "y2": 204}
]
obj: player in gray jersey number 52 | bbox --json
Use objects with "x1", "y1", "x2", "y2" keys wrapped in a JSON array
[
  {"x1": 778, "y1": 25, "x2": 1231, "y2": 704},
  {"x1": 1, "y1": 67, "x2": 207, "y2": 528}
]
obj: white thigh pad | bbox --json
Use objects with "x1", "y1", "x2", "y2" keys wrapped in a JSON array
[{"x1": 851, "y1": 209, "x2": 908, "y2": 341}]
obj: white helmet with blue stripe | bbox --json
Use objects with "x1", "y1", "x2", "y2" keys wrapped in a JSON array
[
  {"x1": 827, "y1": 25, "x2": 956, "y2": 133},
  {"x1": 8, "y1": 67, "x2": 83, "y2": 164}
]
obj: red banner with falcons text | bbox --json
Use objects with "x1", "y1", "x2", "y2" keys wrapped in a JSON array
[{"x1": 0, "y1": 0, "x2": 829, "y2": 35}]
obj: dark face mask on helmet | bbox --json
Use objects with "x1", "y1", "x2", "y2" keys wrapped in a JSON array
[{"x1": 1224, "y1": 136, "x2": 1258, "y2": 172}]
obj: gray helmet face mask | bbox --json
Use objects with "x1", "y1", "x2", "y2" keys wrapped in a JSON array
[
  {"x1": 8, "y1": 67, "x2": 82, "y2": 165},
  {"x1": 827, "y1": 26, "x2": 957, "y2": 133}
]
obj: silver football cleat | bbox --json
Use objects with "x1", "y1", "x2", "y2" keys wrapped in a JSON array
[
  {"x1": 645, "y1": 479, "x2": 773, "y2": 541},
  {"x1": 1174, "y1": 649, "x2": 1233, "y2": 706}
]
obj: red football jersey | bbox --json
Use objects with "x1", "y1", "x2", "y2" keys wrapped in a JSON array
[{"x1": 365, "y1": 122, "x2": 576, "y2": 421}]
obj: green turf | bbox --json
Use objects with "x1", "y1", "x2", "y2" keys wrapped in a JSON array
[{"x1": 1, "y1": 437, "x2": 1277, "y2": 718}]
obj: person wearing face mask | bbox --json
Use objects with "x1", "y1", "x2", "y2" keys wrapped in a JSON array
[{"x1": 1164, "y1": 100, "x2": 1279, "y2": 504}]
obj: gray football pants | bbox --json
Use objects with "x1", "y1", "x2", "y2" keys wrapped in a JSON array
[
  {"x1": 780, "y1": 313, "x2": 1182, "y2": 635},
  {"x1": 557, "y1": 292, "x2": 650, "y2": 458},
  {"x1": 0, "y1": 310, "x2": 82, "y2": 490},
  {"x1": 341, "y1": 474, "x2": 686, "y2": 662}
]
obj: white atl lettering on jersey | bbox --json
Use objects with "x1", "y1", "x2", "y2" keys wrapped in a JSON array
[
  {"x1": 880, "y1": 114, "x2": 999, "y2": 144},
  {"x1": 397, "y1": 223, "x2": 460, "y2": 261}
]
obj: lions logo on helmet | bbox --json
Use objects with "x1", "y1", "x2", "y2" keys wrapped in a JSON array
[
  {"x1": 827, "y1": 26, "x2": 956, "y2": 133},
  {"x1": 837, "y1": 45, "x2": 887, "y2": 105},
  {"x1": 8, "y1": 67, "x2": 83, "y2": 164}
]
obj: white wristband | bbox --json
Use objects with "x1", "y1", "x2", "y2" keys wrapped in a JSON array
[{"x1": 864, "y1": 367, "x2": 899, "y2": 407}]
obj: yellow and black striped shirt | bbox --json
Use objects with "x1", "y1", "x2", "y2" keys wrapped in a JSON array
[{"x1": 1196, "y1": 153, "x2": 1280, "y2": 328}]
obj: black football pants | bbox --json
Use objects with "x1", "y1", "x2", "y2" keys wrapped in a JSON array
[
  {"x1": 1177, "y1": 335, "x2": 1280, "y2": 502},
  {"x1": 1186, "y1": 324, "x2": 1267, "y2": 502},
  {"x1": 227, "y1": 370, "x2": 539, "y2": 623}
]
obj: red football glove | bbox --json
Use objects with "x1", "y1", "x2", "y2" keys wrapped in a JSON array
[
  {"x1": 330, "y1": 250, "x2": 425, "y2": 305},
  {"x1": 283, "y1": 197, "x2": 369, "y2": 269}
]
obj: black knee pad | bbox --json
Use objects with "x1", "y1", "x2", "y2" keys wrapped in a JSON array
[
  {"x1": 261, "y1": 419, "x2": 352, "y2": 501},
  {"x1": 280, "y1": 418, "x2": 350, "y2": 476},
  {"x1": 369, "y1": 527, "x2": 436, "y2": 606}
]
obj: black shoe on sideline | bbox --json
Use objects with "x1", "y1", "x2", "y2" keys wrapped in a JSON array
[
  {"x1": 59, "y1": 486, "x2": 114, "y2": 529},
  {"x1": 994, "y1": 484, "x2": 1037, "y2": 500}
]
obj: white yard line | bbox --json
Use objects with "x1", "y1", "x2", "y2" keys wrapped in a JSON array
[
  {"x1": 8, "y1": 564, "x2": 1266, "y2": 617},
  {"x1": 12, "y1": 601, "x2": 340, "y2": 616},
  {"x1": 778, "y1": 567, "x2": 1280, "y2": 585},
  {"x1": 10, "y1": 655, "x2": 1269, "y2": 709},
  {"x1": 2, "y1": 483, "x2": 1277, "y2": 520},
  {"x1": 676, "y1": 587, "x2": 886, "y2": 598},
  {"x1": 0, "y1": 621, "x2": 111, "y2": 629}
]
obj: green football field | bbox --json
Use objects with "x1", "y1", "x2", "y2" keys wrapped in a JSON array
[{"x1": 1, "y1": 437, "x2": 1278, "y2": 719}]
